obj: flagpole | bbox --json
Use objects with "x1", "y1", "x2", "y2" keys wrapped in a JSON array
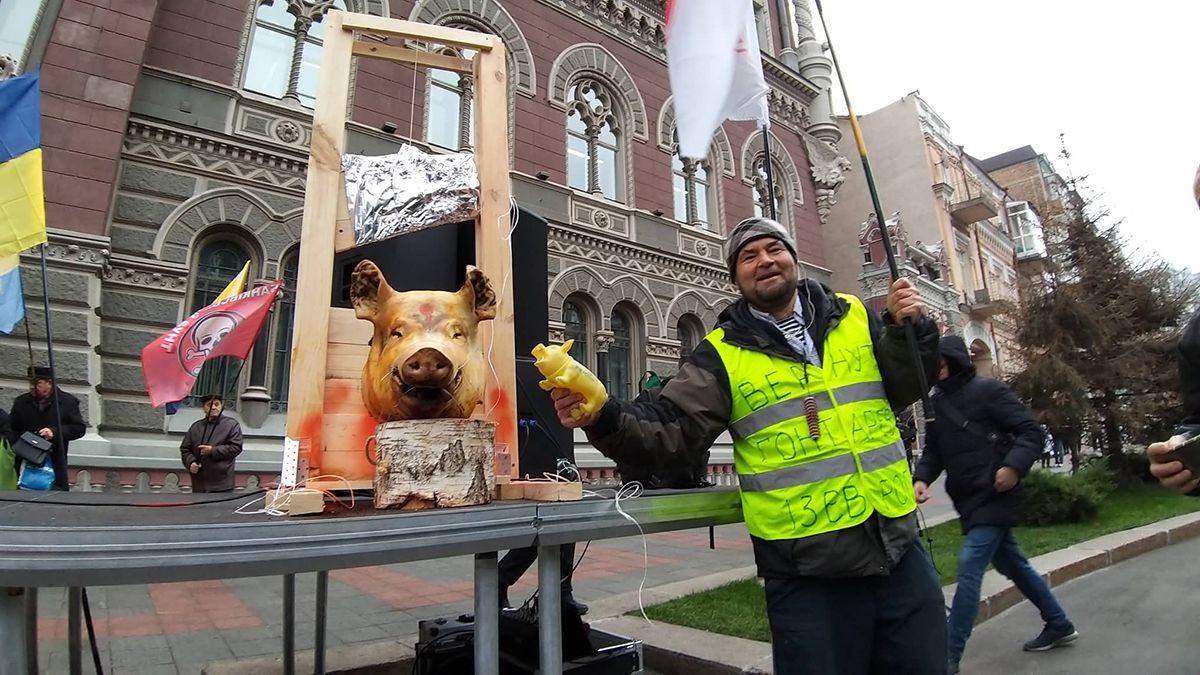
[
  {"x1": 760, "y1": 124, "x2": 778, "y2": 221},
  {"x1": 813, "y1": 0, "x2": 935, "y2": 422},
  {"x1": 39, "y1": 244, "x2": 67, "y2": 488}
]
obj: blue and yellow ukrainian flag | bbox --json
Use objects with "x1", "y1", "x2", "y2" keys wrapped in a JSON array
[{"x1": 0, "y1": 73, "x2": 49, "y2": 334}]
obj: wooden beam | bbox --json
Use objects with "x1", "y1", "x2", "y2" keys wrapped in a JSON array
[
  {"x1": 339, "y1": 13, "x2": 498, "y2": 50},
  {"x1": 471, "y1": 43, "x2": 518, "y2": 477},
  {"x1": 285, "y1": 10, "x2": 354, "y2": 468},
  {"x1": 350, "y1": 40, "x2": 473, "y2": 73},
  {"x1": 334, "y1": 179, "x2": 355, "y2": 252}
]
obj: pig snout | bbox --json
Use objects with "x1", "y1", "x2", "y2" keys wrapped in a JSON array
[{"x1": 398, "y1": 347, "x2": 454, "y2": 388}]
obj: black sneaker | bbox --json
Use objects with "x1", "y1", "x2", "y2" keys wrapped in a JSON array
[
  {"x1": 1023, "y1": 622, "x2": 1078, "y2": 652},
  {"x1": 564, "y1": 595, "x2": 589, "y2": 616},
  {"x1": 499, "y1": 588, "x2": 512, "y2": 610}
]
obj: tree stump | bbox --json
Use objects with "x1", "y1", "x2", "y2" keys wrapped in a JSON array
[{"x1": 373, "y1": 419, "x2": 496, "y2": 509}]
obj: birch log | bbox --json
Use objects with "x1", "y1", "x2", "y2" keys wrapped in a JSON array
[{"x1": 373, "y1": 419, "x2": 495, "y2": 509}]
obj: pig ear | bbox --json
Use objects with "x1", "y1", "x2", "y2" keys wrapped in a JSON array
[
  {"x1": 461, "y1": 265, "x2": 497, "y2": 321},
  {"x1": 350, "y1": 260, "x2": 393, "y2": 320}
]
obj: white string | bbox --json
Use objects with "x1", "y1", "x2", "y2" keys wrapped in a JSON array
[
  {"x1": 610, "y1": 481, "x2": 651, "y2": 622},
  {"x1": 233, "y1": 473, "x2": 355, "y2": 516}
]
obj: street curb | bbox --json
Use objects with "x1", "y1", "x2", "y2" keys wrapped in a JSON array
[{"x1": 962, "y1": 510, "x2": 1200, "y2": 625}]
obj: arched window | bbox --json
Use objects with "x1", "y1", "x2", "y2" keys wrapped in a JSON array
[
  {"x1": 607, "y1": 309, "x2": 634, "y2": 401},
  {"x1": 243, "y1": 0, "x2": 348, "y2": 108},
  {"x1": 427, "y1": 41, "x2": 477, "y2": 150},
  {"x1": 0, "y1": 0, "x2": 46, "y2": 72},
  {"x1": 676, "y1": 314, "x2": 705, "y2": 363},
  {"x1": 270, "y1": 252, "x2": 300, "y2": 411},
  {"x1": 751, "y1": 156, "x2": 786, "y2": 222},
  {"x1": 562, "y1": 298, "x2": 590, "y2": 368},
  {"x1": 566, "y1": 80, "x2": 621, "y2": 201},
  {"x1": 188, "y1": 240, "x2": 252, "y2": 407},
  {"x1": 672, "y1": 151, "x2": 713, "y2": 229}
]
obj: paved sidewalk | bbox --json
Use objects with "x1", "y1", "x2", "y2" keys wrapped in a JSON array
[{"x1": 33, "y1": 485, "x2": 957, "y2": 674}]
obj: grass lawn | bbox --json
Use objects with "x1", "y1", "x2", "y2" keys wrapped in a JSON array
[{"x1": 641, "y1": 484, "x2": 1200, "y2": 643}]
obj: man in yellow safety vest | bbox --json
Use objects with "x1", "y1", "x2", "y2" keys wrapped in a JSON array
[{"x1": 551, "y1": 217, "x2": 944, "y2": 675}]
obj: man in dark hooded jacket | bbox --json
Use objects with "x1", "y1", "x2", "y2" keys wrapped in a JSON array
[{"x1": 913, "y1": 336, "x2": 1076, "y2": 673}]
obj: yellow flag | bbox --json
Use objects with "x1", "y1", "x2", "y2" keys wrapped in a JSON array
[{"x1": 213, "y1": 261, "x2": 250, "y2": 303}]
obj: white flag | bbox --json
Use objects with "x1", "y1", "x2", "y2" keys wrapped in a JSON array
[{"x1": 667, "y1": 0, "x2": 770, "y2": 160}]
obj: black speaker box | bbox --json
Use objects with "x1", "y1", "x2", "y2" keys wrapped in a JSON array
[{"x1": 331, "y1": 207, "x2": 573, "y2": 478}]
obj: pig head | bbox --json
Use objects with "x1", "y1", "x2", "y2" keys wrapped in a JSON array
[{"x1": 351, "y1": 260, "x2": 497, "y2": 421}]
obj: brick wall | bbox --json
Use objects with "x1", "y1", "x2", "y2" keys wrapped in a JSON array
[
  {"x1": 40, "y1": 0, "x2": 162, "y2": 236},
  {"x1": 143, "y1": 0, "x2": 244, "y2": 84},
  {"x1": 988, "y1": 160, "x2": 1047, "y2": 207}
]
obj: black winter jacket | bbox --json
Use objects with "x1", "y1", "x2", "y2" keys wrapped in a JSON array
[
  {"x1": 11, "y1": 389, "x2": 87, "y2": 490},
  {"x1": 181, "y1": 414, "x2": 244, "y2": 493},
  {"x1": 913, "y1": 336, "x2": 1044, "y2": 531},
  {"x1": 585, "y1": 279, "x2": 941, "y2": 579}
]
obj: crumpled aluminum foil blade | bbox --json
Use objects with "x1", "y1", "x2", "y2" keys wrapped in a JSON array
[{"x1": 342, "y1": 144, "x2": 480, "y2": 245}]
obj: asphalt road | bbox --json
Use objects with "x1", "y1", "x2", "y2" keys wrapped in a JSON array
[{"x1": 961, "y1": 534, "x2": 1200, "y2": 674}]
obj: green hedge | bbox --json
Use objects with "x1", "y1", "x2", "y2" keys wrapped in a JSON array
[{"x1": 1021, "y1": 463, "x2": 1115, "y2": 526}]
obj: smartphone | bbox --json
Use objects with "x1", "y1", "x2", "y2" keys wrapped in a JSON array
[{"x1": 1169, "y1": 434, "x2": 1200, "y2": 474}]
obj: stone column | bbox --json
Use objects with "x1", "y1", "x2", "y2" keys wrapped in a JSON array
[
  {"x1": 593, "y1": 330, "x2": 614, "y2": 393},
  {"x1": 776, "y1": 0, "x2": 801, "y2": 69},
  {"x1": 239, "y1": 278, "x2": 274, "y2": 429},
  {"x1": 793, "y1": 0, "x2": 840, "y2": 145}
]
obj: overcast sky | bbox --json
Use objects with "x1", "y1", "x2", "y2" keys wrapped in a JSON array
[{"x1": 808, "y1": 0, "x2": 1200, "y2": 271}]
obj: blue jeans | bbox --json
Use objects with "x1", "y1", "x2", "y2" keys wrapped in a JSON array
[{"x1": 947, "y1": 525, "x2": 1070, "y2": 660}]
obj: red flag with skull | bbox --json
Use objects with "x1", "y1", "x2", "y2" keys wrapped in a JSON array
[{"x1": 141, "y1": 281, "x2": 283, "y2": 407}]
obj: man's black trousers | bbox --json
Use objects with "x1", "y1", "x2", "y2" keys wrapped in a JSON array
[{"x1": 765, "y1": 542, "x2": 947, "y2": 674}]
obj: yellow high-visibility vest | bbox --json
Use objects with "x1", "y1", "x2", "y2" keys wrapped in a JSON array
[{"x1": 707, "y1": 294, "x2": 915, "y2": 541}]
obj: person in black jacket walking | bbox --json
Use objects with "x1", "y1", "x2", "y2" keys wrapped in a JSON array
[
  {"x1": 10, "y1": 366, "x2": 87, "y2": 491},
  {"x1": 913, "y1": 336, "x2": 1076, "y2": 673}
]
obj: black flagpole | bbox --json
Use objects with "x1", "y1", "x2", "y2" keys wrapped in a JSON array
[
  {"x1": 761, "y1": 124, "x2": 778, "y2": 220},
  {"x1": 38, "y1": 244, "x2": 68, "y2": 487},
  {"x1": 813, "y1": 0, "x2": 934, "y2": 422}
]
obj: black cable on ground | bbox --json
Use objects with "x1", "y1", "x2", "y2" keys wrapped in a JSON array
[
  {"x1": 81, "y1": 588, "x2": 103, "y2": 675},
  {"x1": 0, "y1": 488, "x2": 267, "y2": 508}
]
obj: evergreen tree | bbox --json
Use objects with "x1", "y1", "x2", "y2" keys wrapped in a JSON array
[{"x1": 1009, "y1": 183, "x2": 1196, "y2": 483}]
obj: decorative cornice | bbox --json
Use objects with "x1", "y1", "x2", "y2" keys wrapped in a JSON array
[
  {"x1": 763, "y1": 57, "x2": 821, "y2": 100},
  {"x1": 102, "y1": 254, "x2": 189, "y2": 292},
  {"x1": 548, "y1": 225, "x2": 736, "y2": 294},
  {"x1": 123, "y1": 119, "x2": 307, "y2": 194},
  {"x1": 646, "y1": 340, "x2": 681, "y2": 360},
  {"x1": 537, "y1": 0, "x2": 665, "y2": 59},
  {"x1": 32, "y1": 230, "x2": 112, "y2": 272}
]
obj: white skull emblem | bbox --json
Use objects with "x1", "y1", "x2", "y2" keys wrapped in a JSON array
[{"x1": 186, "y1": 314, "x2": 238, "y2": 363}]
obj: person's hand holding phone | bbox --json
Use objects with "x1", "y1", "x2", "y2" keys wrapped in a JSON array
[{"x1": 1149, "y1": 435, "x2": 1200, "y2": 494}]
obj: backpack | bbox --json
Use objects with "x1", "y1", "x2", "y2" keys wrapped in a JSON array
[{"x1": 612, "y1": 371, "x2": 714, "y2": 489}]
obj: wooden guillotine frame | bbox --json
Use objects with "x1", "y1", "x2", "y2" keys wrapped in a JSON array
[{"x1": 285, "y1": 10, "x2": 518, "y2": 489}]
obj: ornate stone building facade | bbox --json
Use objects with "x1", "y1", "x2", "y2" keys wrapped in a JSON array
[
  {"x1": 825, "y1": 93, "x2": 1023, "y2": 377},
  {"x1": 4, "y1": 0, "x2": 850, "y2": 481}
]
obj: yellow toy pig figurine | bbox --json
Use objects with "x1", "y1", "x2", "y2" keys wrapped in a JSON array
[{"x1": 531, "y1": 339, "x2": 608, "y2": 420}]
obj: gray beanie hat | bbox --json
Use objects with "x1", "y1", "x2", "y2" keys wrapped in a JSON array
[{"x1": 725, "y1": 217, "x2": 798, "y2": 280}]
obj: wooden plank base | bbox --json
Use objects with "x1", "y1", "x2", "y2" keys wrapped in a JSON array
[{"x1": 496, "y1": 480, "x2": 583, "y2": 502}]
